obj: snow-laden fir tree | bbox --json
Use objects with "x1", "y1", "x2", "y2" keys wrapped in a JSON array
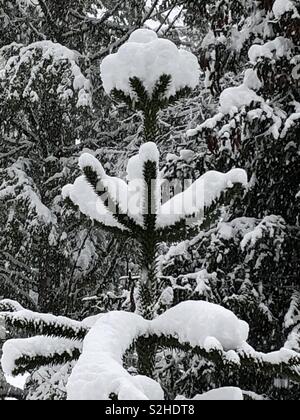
[
  {"x1": 159, "y1": 0, "x2": 300, "y2": 399},
  {"x1": 0, "y1": 38, "x2": 97, "y2": 313},
  {"x1": 1, "y1": 29, "x2": 300, "y2": 401}
]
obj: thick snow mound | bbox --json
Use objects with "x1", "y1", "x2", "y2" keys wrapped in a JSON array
[
  {"x1": 243, "y1": 69, "x2": 262, "y2": 91},
  {"x1": 100, "y1": 29, "x2": 200, "y2": 98},
  {"x1": 220, "y1": 85, "x2": 262, "y2": 114},
  {"x1": 67, "y1": 311, "x2": 163, "y2": 400},
  {"x1": 248, "y1": 37, "x2": 294, "y2": 64},
  {"x1": 139, "y1": 142, "x2": 160, "y2": 164},
  {"x1": 273, "y1": 0, "x2": 299, "y2": 19},
  {"x1": 151, "y1": 301, "x2": 249, "y2": 351},
  {"x1": 67, "y1": 302, "x2": 249, "y2": 400},
  {"x1": 128, "y1": 29, "x2": 158, "y2": 44},
  {"x1": 194, "y1": 387, "x2": 244, "y2": 401},
  {"x1": 177, "y1": 387, "x2": 244, "y2": 401}
]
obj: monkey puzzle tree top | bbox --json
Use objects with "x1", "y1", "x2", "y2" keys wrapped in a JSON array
[{"x1": 100, "y1": 29, "x2": 200, "y2": 99}]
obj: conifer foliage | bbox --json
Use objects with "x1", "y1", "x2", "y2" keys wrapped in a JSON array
[
  {"x1": 1, "y1": 28, "x2": 300, "y2": 401},
  {"x1": 157, "y1": 0, "x2": 300, "y2": 399}
]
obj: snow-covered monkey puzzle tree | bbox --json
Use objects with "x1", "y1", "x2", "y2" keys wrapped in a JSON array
[
  {"x1": 1, "y1": 29, "x2": 300, "y2": 401},
  {"x1": 64, "y1": 28, "x2": 250, "y2": 384}
]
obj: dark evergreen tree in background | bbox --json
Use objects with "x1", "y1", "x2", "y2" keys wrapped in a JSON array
[{"x1": 158, "y1": 0, "x2": 300, "y2": 399}]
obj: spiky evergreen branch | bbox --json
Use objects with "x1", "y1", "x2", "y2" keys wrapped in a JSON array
[
  {"x1": 112, "y1": 75, "x2": 192, "y2": 112},
  {"x1": 142, "y1": 75, "x2": 171, "y2": 142},
  {"x1": 130, "y1": 77, "x2": 150, "y2": 111},
  {"x1": 0, "y1": 273, "x2": 38, "y2": 311},
  {"x1": 168, "y1": 87, "x2": 193, "y2": 106},
  {"x1": 147, "y1": 335, "x2": 300, "y2": 384},
  {"x1": 157, "y1": 183, "x2": 246, "y2": 243},
  {"x1": 1, "y1": 313, "x2": 88, "y2": 341},
  {"x1": 64, "y1": 196, "x2": 131, "y2": 239},
  {"x1": 83, "y1": 166, "x2": 143, "y2": 236},
  {"x1": 10, "y1": 349, "x2": 81, "y2": 376},
  {"x1": 110, "y1": 88, "x2": 133, "y2": 108},
  {"x1": 136, "y1": 336, "x2": 157, "y2": 379},
  {"x1": 111, "y1": 75, "x2": 192, "y2": 143}
]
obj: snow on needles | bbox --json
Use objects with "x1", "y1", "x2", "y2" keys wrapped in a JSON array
[
  {"x1": 1, "y1": 41, "x2": 91, "y2": 108},
  {"x1": 0, "y1": 309, "x2": 86, "y2": 336},
  {"x1": 63, "y1": 145, "x2": 160, "y2": 228},
  {"x1": 0, "y1": 299, "x2": 24, "y2": 312},
  {"x1": 63, "y1": 143, "x2": 247, "y2": 230},
  {"x1": 157, "y1": 169, "x2": 248, "y2": 228},
  {"x1": 272, "y1": 0, "x2": 299, "y2": 19},
  {"x1": 219, "y1": 85, "x2": 262, "y2": 115},
  {"x1": 2, "y1": 336, "x2": 82, "y2": 376},
  {"x1": 66, "y1": 311, "x2": 164, "y2": 401},
  {"x1": 187, "y1": 70, "x2": 264, "y2": 133},
  {"x1": 18, "y1": 0, "x2": 39, "y2": 6},
  {"x1": 248, "y1": 37, "x2": 294, "y2": 64},
  {"x1": 150, "y1": 301, "x2": 249, "y2": 351},
  {"x1": 100, "y1": 29, "x2": 200, "y2": 98},
  {"x1": 67, "y1": 301, "x2": 249, "y2": 400},
  {"x1": 178, "y1": 387, "x2": 244, "y2": 401},
  {"x1": 139, "y1": 141, "x2": 160, "y2": 164},
  {"x1": 62, "y1": 176, "x2": 127, "y2": 230}
]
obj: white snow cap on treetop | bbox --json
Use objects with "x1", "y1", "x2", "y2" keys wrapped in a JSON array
[
  {"x1": 100, "y1": 29, "x2": 200, "y2": 98},
  {"x1": 129, "y1": 29, "x2": 158, "y2": 43},
  {"x1": 127, "y1": 143, "x2": 159, "y2": 181},
  {"x1": 139, "y1": 142, "x2": 160, "y2": 164}
]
